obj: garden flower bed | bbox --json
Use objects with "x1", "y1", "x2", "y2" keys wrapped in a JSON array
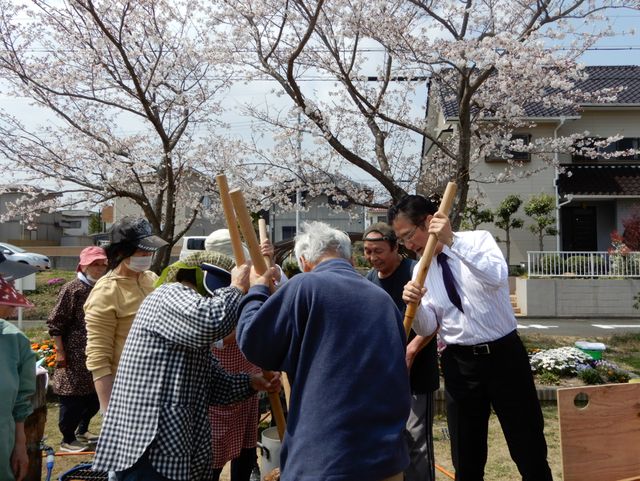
[{"x1": 529, "y1": 346, "x2": 633, "y2": 386}]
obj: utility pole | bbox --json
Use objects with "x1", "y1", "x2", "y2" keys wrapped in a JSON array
[{"x1": 296, "y1": 111, "x2": 302, "y2": 236}]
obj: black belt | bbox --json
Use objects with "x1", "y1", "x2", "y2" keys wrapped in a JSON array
[{"x1": 448, "y1": 329, "x2": 518, "y2": 356}]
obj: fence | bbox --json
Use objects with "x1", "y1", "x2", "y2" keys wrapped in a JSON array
[{"x1": 527, "y1": 251, "x2": 640, "y2": 278}]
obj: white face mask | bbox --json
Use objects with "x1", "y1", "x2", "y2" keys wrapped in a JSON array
[
  {"x1": 85, "y1": 273, "x2": 101, "y2": 284},
  {"x1": 127, "y1": 255, "x2": 153, "y2": 272}
]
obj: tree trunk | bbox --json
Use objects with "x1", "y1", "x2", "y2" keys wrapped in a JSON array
[{"x1": 152, "y1": 244, "x2": 173, "y2": 274}]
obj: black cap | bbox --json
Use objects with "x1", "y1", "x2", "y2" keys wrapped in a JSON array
[
  {"x1": 109, "y1": 217, "x2": 168, "y2": 252},
  {"x1": 0, "y1": 251, "x2": 39, "y2": 281}
]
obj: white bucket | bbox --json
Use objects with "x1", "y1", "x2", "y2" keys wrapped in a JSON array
[{"x1": 258, "y1": 426, "x2": 281, "y2": 479}]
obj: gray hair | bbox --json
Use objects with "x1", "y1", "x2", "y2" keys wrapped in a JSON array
[{"x1": 294, "y1": 221, "x2": 351, "y2": 268}]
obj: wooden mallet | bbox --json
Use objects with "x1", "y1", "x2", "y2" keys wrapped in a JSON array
[
  {"x1": 403, "y1": 182, "x2": 458, "y2": 337},
  {"x1": 229, "y1": 188, "x2": 288, "y2": 442},
  {"x1": 215, "y1": 174, "x2": 246, "y2": 265},
  {"x1": 258, "y1": 218, "x2": 293, "y2": 409}
]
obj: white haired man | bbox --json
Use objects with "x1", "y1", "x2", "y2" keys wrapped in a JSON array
[{"x1": 237, "y1": 221, "x2": 411, "y2": 481}]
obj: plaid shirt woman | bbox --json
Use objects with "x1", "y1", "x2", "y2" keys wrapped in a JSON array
[{"x1": 93, "y1": 269, "x2": 279, "y2": 481}]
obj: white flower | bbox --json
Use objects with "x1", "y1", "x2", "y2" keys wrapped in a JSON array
[{"x1": 530, "y1": 347, "x2": 592, "y2": 376}]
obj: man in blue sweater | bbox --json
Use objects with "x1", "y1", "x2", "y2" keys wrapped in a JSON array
[{"x1": 237, "y1": 221, "x2": 410, "y2": 481}]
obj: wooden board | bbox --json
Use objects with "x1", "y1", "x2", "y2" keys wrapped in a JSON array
[{"x1": 557, "y1": 383, "x2": 640, "y2": 481}]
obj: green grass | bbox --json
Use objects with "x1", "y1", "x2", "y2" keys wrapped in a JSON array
[
  {"x1": 20, "y1": 269, "x2": 76, "y2": 320},
  {"x1": 18, "y1": 303, "x2": 639, "y2": 479}
]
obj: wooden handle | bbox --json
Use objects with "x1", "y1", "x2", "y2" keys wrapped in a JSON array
[
  {"x1": 403, "y1": 182, "x2": 457, "y2": 336},
  {"x1": 229, "y1": 189, "x2": 268, "y2": 275},
  {"x1": 215, "y1": 175, "x2": 246, "y2": 265},
  {"x1": 258, "y1": 219, "x2": 273, "y2": 268},
  {"x1": 228, "y1": 188, "x2": 287, "y2": 441}
]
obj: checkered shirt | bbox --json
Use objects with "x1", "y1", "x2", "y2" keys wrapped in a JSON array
[
  {"x1": 209, "y1": 342, "x2": 261, "y2": 468},
  {"x1": 92, "y1": 282, "x2": 255, "y2": 480}
]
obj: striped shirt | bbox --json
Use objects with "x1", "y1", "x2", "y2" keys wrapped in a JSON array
[{"x1": 412, "y1": 230, "x2": 517, "y2": 345}]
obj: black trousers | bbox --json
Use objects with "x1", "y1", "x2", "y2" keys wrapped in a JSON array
[
  {"x1": 441, "y1": 331, "x2": 553, "y2": 481},
  {"x1": 211, "y1": 447, "x2": 257, "y2": 481},
  {"x1": 58, "y1": 392, "x2": 100, "y2": 443}
]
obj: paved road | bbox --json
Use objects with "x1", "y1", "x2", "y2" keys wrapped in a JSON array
[
  {"x1": 13, "y1": 318, "x2": 640, "y2": 337},
  {"x1": 517, "y1": 318, "x2": 640, "y2": 337}
]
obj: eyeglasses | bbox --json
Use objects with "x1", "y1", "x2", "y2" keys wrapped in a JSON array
[{"x1": 397, "y1": 224, "x2": 422, "y2": 246}]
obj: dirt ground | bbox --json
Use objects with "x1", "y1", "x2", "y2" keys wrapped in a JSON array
[{"x1": 42, "y1": 404, "x2": 562, "y2": 481}]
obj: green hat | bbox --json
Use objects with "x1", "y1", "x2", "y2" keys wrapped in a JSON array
[{"x1": 155, "y1": 250, "x2": 235, "y2": 296}]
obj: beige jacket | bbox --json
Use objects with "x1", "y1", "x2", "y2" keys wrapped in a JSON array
[{"x1": 84, "y1": 270, "x2": 157, "y2": 380}]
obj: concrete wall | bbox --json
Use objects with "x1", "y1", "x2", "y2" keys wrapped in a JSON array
[{"x1": 517, "y1": 278, "x2": 640, "y2": 317}]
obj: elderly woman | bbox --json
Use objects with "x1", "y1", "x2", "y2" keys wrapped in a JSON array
[
  {"x1": 0, "y1": 257, "x2": 36, "y2": 481},
  {"x1": 47, "y1": 246, "x2": 108, "y2": 452},
  {"x1": 93, "y1": 254, "x2": 280, "y2": 481},
  {"x1": 84, "y1": 217, "x2": 167, "y2": 412}
]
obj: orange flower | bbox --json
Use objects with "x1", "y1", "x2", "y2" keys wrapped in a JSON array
[
  {"x1": 31, "y1": 343, "x2": 39, "y2": 350},
  {"x1": 47, "y1": 361, "x2": 55, "y2": 367}
]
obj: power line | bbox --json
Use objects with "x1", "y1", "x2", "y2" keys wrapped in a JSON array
[{"x1": 3, "y1": 44, "x2": 640, "y2": 56}]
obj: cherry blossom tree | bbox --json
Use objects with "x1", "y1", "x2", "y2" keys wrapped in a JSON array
[
  {"x1": 215, "y1": 0, "x2": 638, "y2": 223},
  {"x1": 0, "y1": 0, "x2": 242, "y2": 269}
]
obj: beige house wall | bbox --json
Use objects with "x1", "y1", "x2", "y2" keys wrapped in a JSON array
[
  {"x1": 557, "y1": 109, "x2": 640, "y2": 142},
  {"x1": 448, "y1": 107, "x2": 640, "y2": 265},
  {"x1": 469, "y1": 122, "x2": 560, "y2": 265}
]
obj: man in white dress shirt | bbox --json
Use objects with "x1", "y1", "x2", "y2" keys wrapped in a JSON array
[{"x1": 391, "y1": 195, "x2": 552, "y2": 481}]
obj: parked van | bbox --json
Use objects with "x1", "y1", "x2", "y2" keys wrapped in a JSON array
[{"x1": 179, "y1": 236, "x2": 207, "y2": 260}]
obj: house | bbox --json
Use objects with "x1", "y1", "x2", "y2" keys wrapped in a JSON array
[
  {"x1": 58, "y1": 209, "x2": 97, "y2": 246},
  {"x1": 0, "y1": 185, "x2": 61, "y2": 245},
  {"x1": 268, "y1": 192, "x2": 366, "y2": 242},
  {"x1": 366, "y1": 207, "x2": 390, "y2": 227},
  {"x1": 110, "y1": 169, "x2": 221, "y2": 238},
  {"x1": 424, "y1": 65, "x2": 640, "y2": 265}
]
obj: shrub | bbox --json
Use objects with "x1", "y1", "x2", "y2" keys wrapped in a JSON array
[
  {"x1": 594, "y1": 360, "x2": 631, "y2": 383},
  {"x1": 563, "y1": 255, "x2": 605, "y2": 276},
  {"x1": 508, "y1": 264, "x2": 526, "y2": 276},
  {"x1": 535, "y1": 254, "x2": 564, "y2": 275},
  {"x1": 282, "y1": 259, "x2": 301, "y2": 278},
  {"x1": 537, "y1": 372, "x2": 561, "y2": 385},
  {"x1": 577, "y1": 366, "x2": 604, "y2": 385},
  {"x1": 576, "y1": 360, "x2": 631, "y2": 385}
]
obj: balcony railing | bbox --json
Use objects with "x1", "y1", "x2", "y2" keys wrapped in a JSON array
[{"x1": 527, "y1": 251, "x2": 640, "y2": 278}]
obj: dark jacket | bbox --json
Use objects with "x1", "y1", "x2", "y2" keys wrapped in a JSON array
[{"x1": 238, "y1": 258, "x2": 410, "y2": 481}]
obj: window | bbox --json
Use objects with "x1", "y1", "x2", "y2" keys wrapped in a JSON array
[
  {"x1": 187, "y1": 238, "x2": 206, "y2": 250},
  {"x1": 61, "y1": 220, "x2": 82, "y2": 228},
  {"x1": 282, "y1": 226, "x2": 296, "y2": 240},
  {"x1": 485, "y1": 134, "x2": 531, "y2": 162}
]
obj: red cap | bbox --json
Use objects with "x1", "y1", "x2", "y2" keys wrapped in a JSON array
[
  {"x1": 0, "y1": 275, "x2": 34, "y2": 308},
  {"x1": 77, "y1": 246, "x2": 108, "y2": 272}
]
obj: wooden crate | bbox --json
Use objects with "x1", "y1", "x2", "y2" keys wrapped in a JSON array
[{"x1": 557, "y1": 384, "x2": 640, "y2": 481}]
